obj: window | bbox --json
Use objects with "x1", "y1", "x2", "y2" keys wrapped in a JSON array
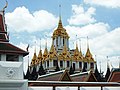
[
  {"x1": 6, "y1": 54, "x2": 19, "y2": 61},
  {"x1": 47, "y1": 60, "x2": 49, "y2": 67},
  {"x1": 53, "y1": 60, "x2": 57, "y2": 67},
  {"x1": 79, "y1": 62, "x2": 82, "y2": 68},
  {"x1": 60, "y1": 61, "x2": 63, "y2": 67},
  {"x1": 67, "y1": 61, "x2": 70, "y2": 67},
  {"x1": 63, "y1": 38, "x2": 64, "y2": 46},
  {"x1": 56, "y1": 37, "x2": 58, "y2": 46},
  {"x1": 90, "y1": 63, "x2": 94, "y2": 69},
  {"x1": 84, "y1": 62, "x2": 87, "y2": 69}
]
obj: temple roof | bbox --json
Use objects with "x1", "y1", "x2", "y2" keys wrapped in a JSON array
[
  {"x1": 71, "y1": 71, "x2": 97, "y2": 82},
  {"x1": 31, "y1": 52, "x2": 37, "y2": 66},
  {"x1": 0, "y1": 42, "x2": 28, "y2": 56},
  {"x1": 85, "y1": 47, "x2": 95, "y2": 63},
  {"x1": 48, "y1": 41, "x2": 58, "y2": 59},
  {"x1": 107, "y1": 68, "x2": 120, "y2": 82},
  {"x1": 37, "y1": 70, "x2": 72, "y2": 81},
  {"x1": 37, "y1": 49, "x2": 42, "y2": 64},
  {"x1": 52, "y1": 17, "x2": 69, "y2": 39},
  {"x1": 42, "y1": 41, "x2": 48, "y2": 61},
  {"x1": 72, "y1": 43, "x2": 83, "y2": 61},
  {"x1": 59, "y1": 44, "x2": 71, "y2": 60},
  {"x1": 0, "y1": 10, "x2": 28, "y2": 57},
  {"x1": 0, "y1": 11, "x2": 9, "y2": 42}
]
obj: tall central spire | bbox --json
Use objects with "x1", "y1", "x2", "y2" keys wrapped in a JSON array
[{"x1": 58, "y1": 5, "x2": 63, "y2": 29}]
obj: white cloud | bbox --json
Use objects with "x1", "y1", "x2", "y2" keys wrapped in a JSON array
[
  {"x1": 65, "y1": 22, "x2": 109, "y2": 40},
  {"x1": 84, "y1": 0, "x2": 120, "y2": 8},
  {"x1": 68, "y1": 5, "x2": 96, "y2": 25},
  {"x1": 92, "y1": 27, "x2": 120, "y2": 56},
  {"x1": 5, "y1": 6, "x2": 58, "y2": 32}
]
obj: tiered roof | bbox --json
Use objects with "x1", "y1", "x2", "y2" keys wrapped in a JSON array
[
  {"x1": 43, "y1": 41, "x2": 48, "y2": 61},
  {"x1": 84, "y1": 40, "x2": 95, "y2": 63},
  {"x1": 58, "y1": 44, "x2": 71, "y2": 61},
  {"x1": 72, "y1": 43, "x2": 83, "y2": 62},
  {"x1": 0, "y1": 8, "x2": 28, "y2": 57},
  {"x1": 52, "y1": 17, "x2": 69, "y2": 39},
  {"x1": 48, "y1": 41, "x2": 58, "y2": 59},
  {"x1": 31, "y1": 51, "x2": 37, "y2": 66}
]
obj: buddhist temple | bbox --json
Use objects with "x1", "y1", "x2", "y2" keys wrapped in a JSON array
[{"x1": 30, "y1": 13, "x2": 96, "y2": 76}]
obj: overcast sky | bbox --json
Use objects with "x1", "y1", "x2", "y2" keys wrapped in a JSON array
[{"x1": 0, "y1": 0, "x2": 120, "y2": 73}]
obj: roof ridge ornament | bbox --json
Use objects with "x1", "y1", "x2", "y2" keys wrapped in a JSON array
[{"x1": 1, "y1": 0, "x2": 8, "y2": 12}]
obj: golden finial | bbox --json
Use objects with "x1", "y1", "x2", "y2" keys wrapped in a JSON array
[
  {"x1": 40, "y1": 38, "x2": 41, "y2": 50},
  {"x1": 87, "y1": 36, "x2": 89, "y2": 49},
  {"x1": 59, "y1": 4, "x2": 61, "y2": 19},
  {"x1": 79, "y1": 38, "x2": 81, "y2": 51}
]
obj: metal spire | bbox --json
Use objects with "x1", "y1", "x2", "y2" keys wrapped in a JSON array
[
  {"x1": 59, "y1": 4, "x2": 61, "y2": 19},
  {"x1": 87, "y1": 36, "x2": 89, "y2": 49},
  {"x1": 40, "y1": 38, "x2": 41, "y2": 50},
  {"x1": 99, "y1": 61, "x2": 101, "y2": 73},
  {"x1": 79, "y1": 38, "x2": 81, "y2": 51},
  {"x1": 107, "y1": 56, "x2": 110, "y2": 69}
]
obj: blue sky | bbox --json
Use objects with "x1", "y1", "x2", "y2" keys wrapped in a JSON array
[{"x1": 0, "y1": 0, "x2": 120, "y2": 73}]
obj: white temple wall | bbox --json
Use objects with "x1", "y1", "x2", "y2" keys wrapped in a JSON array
[
  {"x1": 87, "y1": 63, "x2": 90, "y2": 70},
  {"x1": 49, "y1": 60, "x2": 53, "y2": 68},
  {"x1": 76, "y1": 62, "x2": 79, "y2": 69}
]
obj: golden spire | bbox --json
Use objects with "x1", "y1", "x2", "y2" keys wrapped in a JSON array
[
  {"x1": 43, "y1": 39, "x2": 48, "y2": 61},
  {"x1": 73, "y1": 40, "x2": 82, "y2": 61},
  {"x1": 60, "y1": 43, "x2": 71, "y2": 60},
  {"x1": 79, "y1": 39, "x2": 83, "y2": 58},
  {"x1": 37, "y1": 38, "x2": 43, "y2": 64},
  {"x1": 58, "y1": 4, "x2": 63, "y2": 29},
  {"x1": 85, "y1": 36, "x2": 94, "y2": 62},
  {"x1": 62, "y1": 43, "x2": 68, "y2": 55},
  {"x1": 49, "y1": 40, "x2": 54, "y2": 54},
  {"x1": 52, "y1": 5, "x2": 69, "y2": 39},
  {"x1": 48, "y1": 40, "x2": 57, "y2": 59},
  {"x1": 31, "y1": 47, "x2": 37, "y2": 66}
]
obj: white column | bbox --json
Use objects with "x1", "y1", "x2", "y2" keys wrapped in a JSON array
[
  {"x1": 58, "y1": 60, "x2": 60, "y2": 67},
  {"x1": 58, "y1": 36, "x2": 60, "y2": 47},
  {"x1": 87, "y1": 63, "x2": 90, "y2": 70},
  {"x1": 76, "y1": 62, "x2": 79, "y2": 69},
  {"x1": 61, "y1": 37, "x2": 63, "y2": 47},
  {"x1": 50, "y1": 60, "x2": 53, "y2": 68},
  {"x1": 1, "y1": 54, "x2": 6, "y2": 61}
]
